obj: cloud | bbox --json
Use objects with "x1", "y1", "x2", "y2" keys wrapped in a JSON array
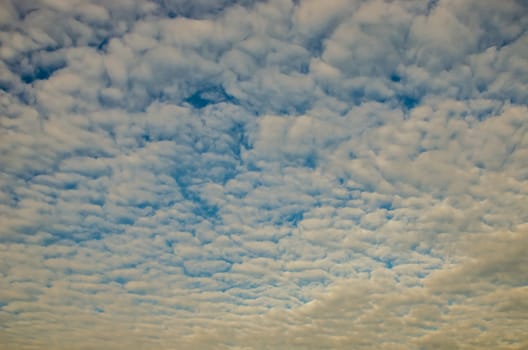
[{"x1": 1, "y1": 0, "x2": 527, "y2": 349}]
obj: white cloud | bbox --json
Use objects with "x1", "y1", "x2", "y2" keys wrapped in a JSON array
[{"x1": 0, "y1": 0, "x2": 527, "y2": 349}]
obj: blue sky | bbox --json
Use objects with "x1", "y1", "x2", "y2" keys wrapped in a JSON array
[{"x1": 0, "y1": 0, "x2": 527, "y2": 349}]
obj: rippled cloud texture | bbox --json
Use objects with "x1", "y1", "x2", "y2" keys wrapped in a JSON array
[{"x1": 1, "y1": 0, "x2": 527, "y2": 349}]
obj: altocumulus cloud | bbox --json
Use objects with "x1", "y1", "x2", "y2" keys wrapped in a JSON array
[{"x1": 0, "y1": 0, "x2": 527, "y2": 349}]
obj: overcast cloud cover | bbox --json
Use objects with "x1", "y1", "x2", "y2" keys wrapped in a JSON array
[{"x1": 0, "y1": 0, "x2": 527, "y2": 349}]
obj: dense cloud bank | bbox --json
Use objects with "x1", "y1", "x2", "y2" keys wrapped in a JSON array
[{"x1": 1, "y1": 0, "x2": 527, "y2": 349}]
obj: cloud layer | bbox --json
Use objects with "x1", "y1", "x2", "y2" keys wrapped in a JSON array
[{"x1": 1, "y1": 0, "x2": 527, "y2": 349}]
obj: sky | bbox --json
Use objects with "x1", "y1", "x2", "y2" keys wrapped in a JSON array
[{"x1": 0, "y1": 0, "x2": 527, "y2": 349}]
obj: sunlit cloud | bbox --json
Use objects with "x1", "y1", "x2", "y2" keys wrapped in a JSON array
[{"x1": 1, "y1": 0, "x2": 527, "y2": 349}]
